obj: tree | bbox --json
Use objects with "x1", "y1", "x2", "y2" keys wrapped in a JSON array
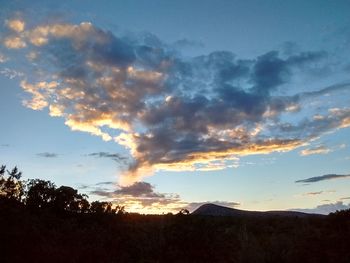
[
  {"x1": 90, "y1": 201, "x2": 114, "y2": 214},
  {"x1": 114, "y1": 205, "x2": 126, "y2": 215},
  {"x1": 53, "y1": 186, "x2": 89, "y2": 212},
  {"x1": 25, "y1": 179, "x2": 56, "y2": 209},
  {"x1": 0, "y1": 165, "x2": 24, "y2": 201},
  {"x1": 177, "y1": 209, "x2": 190, "y2": 215}
]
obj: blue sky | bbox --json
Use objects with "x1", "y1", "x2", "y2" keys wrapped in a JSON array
[{"x1": 0, "y1": 0, "x2": 350, "y2": 214}]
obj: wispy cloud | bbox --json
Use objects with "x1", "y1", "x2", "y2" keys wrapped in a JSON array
[
  {"x1": 0, "y1": 67, "x2": 24, "y2": 79},
  {"x1": 296, "y1": 173, "x2": 350, "y2": 183},
  {"x1": 304, "y1": 191, "x2": 324, "y2": 196},
  {"x1": 0, "y1": 53, "x2": 7, "y2": 63},
  {"x1": 87, "y1": 152, "x2": 128, "y2": 164},
  {"x1": 95, "y1": 181, "x2": 114, "y2": 186},
  {"x1": 36, "y1": 152, "x2": 58, "y2": 158},
  {"x1": 1, "y1": 16, "x2": 350, "y2": 183},
  {"x1": 302, "y1": 190, "x2": 335, "y2": 196},
  {"x1": 292, "y1": 201, "x2": 350, "y2": 215},
  {"x1": 300, "y1": 145, "x2": 331, "y2": 156}
]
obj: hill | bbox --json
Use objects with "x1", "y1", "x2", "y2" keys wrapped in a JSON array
[{"x1": 192, "y1": 203, "x2": 323, "y2": 218}]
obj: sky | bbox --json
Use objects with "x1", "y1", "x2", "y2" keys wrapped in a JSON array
[{"x1": 0, "y1": 0, "x2": 350, "y2": 214}]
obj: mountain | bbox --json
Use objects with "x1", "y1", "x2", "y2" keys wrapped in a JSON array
[{"x1": 192, "y1": 203, "x2": 323, "y2": 218}]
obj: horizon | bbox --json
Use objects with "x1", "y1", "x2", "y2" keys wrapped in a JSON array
[{"x1": 1, "y1": 0, "x2": 350, "y2": 215}]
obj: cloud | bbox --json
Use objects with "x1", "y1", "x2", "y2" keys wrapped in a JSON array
[
  {"x1": 0, "y1": 53, "x2": 8, "y2": 63},
  {"x1": 292, "y1": 201, "x2": 350, "y2": 215},
  {"x1": 88, "y1": 181, "x2": 240, "y2": 214},
  {"x1": 304, "y1": 191, "x2": 324, "y2": 196},
  {"x1": 87, "y1": 152, "x2": 128, "y2": 164},
  {"x1": 95, "y1": 181, "x2": 114, "y2": 186},
  {"x1": 299, "y1": 190, "x2": 335, "y2": 197},
  {"x1": 3, "y1": 36, "x2": 26, "y2": 49},
  {"x1": 0, "y1": 68, "x2": 24, "y2": 79},
  {"x1": 172, "y1": 38, "x2": 204, "y2": 49},
  {"x1": 339, "y1": 143, "x2": 347, "y2": 149},
  {"x1": 36, "y1": 152, "x2": 58, "y2": 158},
  {"x1": 20, "y1": 81, "x2": 58, "y2": 109},
  {"x1": 89, "y1": 181, "x2": 183, "y2": 213},
  {"x1": 296, "y1": 173, "x2": 350, "y2": 183},
  {"x1": 6, "y1": 19, "x2": 25, "y2": 32},
  {"x1": 1, "y1": 17, "x2": 350, "y2": 183},
  {"x1": 300, "y1": 145, "x2": 331, "y2": 156},
  {"x1": 91, "y1": 181, "x2": 174, "y2": 200}
]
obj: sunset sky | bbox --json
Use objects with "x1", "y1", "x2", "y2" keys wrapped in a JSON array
[{"x1": 1, "y1": 0, "x2": 350, "y2": 214}]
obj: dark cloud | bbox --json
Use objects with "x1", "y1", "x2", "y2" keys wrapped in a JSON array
[
  {"x1": 91, "y1": 181, "x2": 165, "y2": 198},
  {"x1": 36, "y1": 152, "x2": 58, "y2": 158},
  {"x1": 2, "y1": 18, "x2": 349, "y2": 182},
  {"x1": 77, "y1": 181, "x2": 114, "y2": 191},
  {"x1": 77, "y1": 184, "x2": 89, "y2": 190},
  {"x1": 89, "y1": 181, "x2": 240, "y2": 213},
  {"x1": 114, "y1": 182, "x2": 161, "y2": 197},
  {"x1": 95, "y1": 181, "x2": 114, "y2": 186},
  {"x1": 90, "y1": 181, "x2": 180, "y2": 208},
  {"x1": 296, "y1": 173, "x2": 350, "y2": 183},
  {"x1": 88, "y1": 152, "x2": 128, "y2": 163}
]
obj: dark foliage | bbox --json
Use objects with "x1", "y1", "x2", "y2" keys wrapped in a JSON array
[{"x1": 1, "y1": 165, "x2": 350, "y2": 262}]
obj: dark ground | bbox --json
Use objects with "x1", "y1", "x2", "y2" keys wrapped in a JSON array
[{"x1": 1, "y1": 199, "x2": 350, "y2": 263}]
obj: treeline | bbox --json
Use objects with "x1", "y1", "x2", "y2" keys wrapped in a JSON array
[
  {"x1": 1, "y1": 165, "x2": 350, "y2": 263},
  {"x1": 0, "y1": 165, "x2": 124, "y2": 214}
]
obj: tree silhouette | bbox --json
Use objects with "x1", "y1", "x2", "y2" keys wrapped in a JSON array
[
  {"x1": 90, "y1": 201, "x2": 113, "y2": 214},
  {"x1": 25, "y1": 179, "x2": 56, "y2": 210},
  {"x1": 0, "y1": 165, "x2": 23, "y2": 201},
  {"x1": 177, "y1": 208, "x2": 190, "y2": 215},
  {"x1": 53, "y1": 186, "x2": 89, "y2": 213},
  {"x1": 1, "y1": 164, "x2": 350, "y2": 263}
]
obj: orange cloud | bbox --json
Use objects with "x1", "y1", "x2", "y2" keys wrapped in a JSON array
[
  {"x1": 3, "y1": 36, "x2": 26, "y2": 49},
  {"x1": 300, "y1": 145, "x2": 331, "y2": 156},
  {"x1": 6, "y1": 19, "x2": 25, "y2": 32}
]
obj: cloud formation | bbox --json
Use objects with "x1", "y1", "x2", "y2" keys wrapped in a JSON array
[
  {"x1": 0, "y1": 68, "x2": 24, "y2": 79},
  {"x1": 36, "y1": 152, "x2": 58, "y2": 158},
  {"x1": 88, "y1": 152, "x2": 128, "y2": 164},
  {"x1": 302, "y1": 190, "x2": 335, "y2": 196},
  {"x1": 304, "y1": 191, "x2": 324, "y2": 196},
  {"x1": 0, "y1": 53, "x2": 7, "y2": 63},
  {"x1": 292, "y1": 201, "x2": 350, "y2": 215},
  {"x1": 87, "y1": 181, "x2": 239, "y2": 214},
  {"x1": 89, "y1": 181, "x2": 182, "y2": 213},
  {"x1": 1, "y1": 17, "x2": 350, "y2": 183},
  {"x1": 300, "y1": 145, "x2": 331, "y2": 156},
  {"x1": 296, "y1": 173, "x2": 350, "y2": 183}
]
